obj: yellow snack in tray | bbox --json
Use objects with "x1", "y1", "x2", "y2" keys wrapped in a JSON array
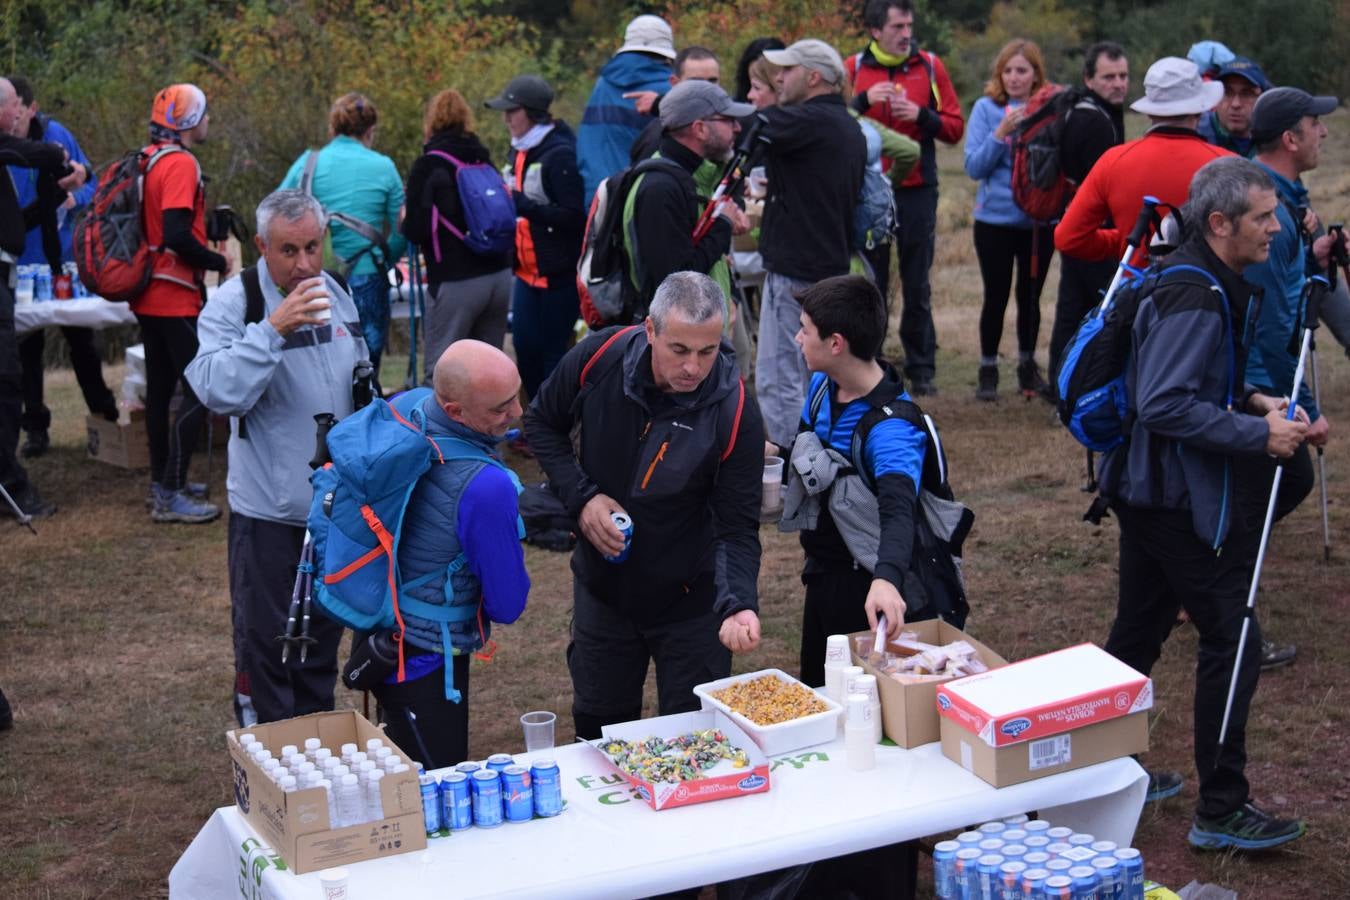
[{"x1": 710, "y1": 674, "x2": 829, "y2": 726}]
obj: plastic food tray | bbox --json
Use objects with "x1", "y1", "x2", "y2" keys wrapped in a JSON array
[{"x1": 693, "y1": 668, "x2": 842, "y2": 755}]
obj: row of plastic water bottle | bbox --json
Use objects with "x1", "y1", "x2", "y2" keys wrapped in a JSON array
[
  {"x1": 238, "y1": 733, "x2": 412, "y2": 828},
  {"x1": 14, "y1": 262, "x2": 86, "y2": 304}
]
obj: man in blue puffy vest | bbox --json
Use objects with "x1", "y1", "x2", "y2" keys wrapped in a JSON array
[{"x1": 365, "y1": 339, "x2": 530, "y2": 768}]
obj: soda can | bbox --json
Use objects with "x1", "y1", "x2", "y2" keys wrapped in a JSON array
[
  {"x1": 470, "y1": 769, "x2": 503, "y2": 828},
  {"x1": 998, "y1": 860, "x2": 1026, "y2": 900},
  {"x1": 1043, "y1": 875, "x2": 1074, "y2": 899},
  {"x1": 1046, "y1": 826, "x2": 1074, "y2": 841},
  {"x1": 35, "y1": 265, "x2": 52, "y2": 301},
  {"x1": 1002, "y1": 829, "x2": 1028, "y2": 844},
  {"x1": 1045, "y1": 842, "x2": 1073, "y2": 857},
  {"x1": 440, "y1": 771, "x2": 473, "y2": 831},
  {"x1": 1090, "y1": 840, "x2": 1116, "y2": 856},
  {"x1": 979, "y1": 821, "x2": 1007, "y2": 836},
  {"x1": 455, "y1": 761, "x2": 482, "y2": 776},
  {"x1": 1060, "y1": 846, "x2": 1096, "y2": 864},
  {"x1": 979, "y1": 838, "x2": 1005, "y2": 854},
  {"x1": 1000, "y1": 843, "x2": 1028, "y2": 861},
  {"x1": 953, "y1": 848, "x2": 982, "y2": 899},
  {"x1": 1067, "y1": 833, "x2": 1095, "y2": 847},
  {"x1": 932, "y1": 840, "x2": 959, "y2": 899},
  {"x1": 1023, "y1": 820, "x2": 1051, "y2": 835},
  {"x1": 1023, "y1": 835, "x2": 1051, "y2": 850},
  {"x1": 1112, "y1": 849, "x2": 1143, "y2": 900},
  {"x1": 604, "y1": 512, "x2": 633, "y2": 563},
  {"x1": 1045, "y1": 858, "x2": 1073, "y2": 879},
  {"x1": 418, "y1": 773, "x2": 442, "y2": 835},
  {"x1": 486, "y1": 753, "x2": 515, "y2": 773},
  {"x1": 956, "y1": 831, "x2": 983, "y2": 847},
  {"x1": 977, "y1": 854, "x2": 1004, "y2": 899},
  {"x1": 1090, "y1": 856, "x2": 1122, "y2": 900},
  {"x1": 1022, "y1": 851, "x2": 1051, "y2": 869},
  {"x1": 531, "y1": 758, "x2": 563, "y2": 818},
  {"x1": 501, "y1": 765, "x2": 533, "y2": 823},
  {"x1": 1021, "y1": 867, "x2": 1051, "y2": 898},
  {"x1": 1002, "y1": 814, "x2": 1030, "y2": 826},
  {"x1": 1068, "y1": 865, "x2": 1100, "y2": 899}
]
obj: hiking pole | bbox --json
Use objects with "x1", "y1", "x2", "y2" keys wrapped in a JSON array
[
  {"x1": 692, "y1": 113, "x2": 770, "y2": 245},
  {"x1": 0, "y1": 482, "x2": 36, "y2": 535},
  {"x1": 1219, "y1": 274, "x2": 1328, "y2": 747},
  {"x1": 1310, "y1": 342, "x2": 1330, "y2": 561},
  {"x1": 278, "y1": 534, "x2": 308, "y2": 665},
  {"x1": 297, "y1": 537, "x2": 317, "y2": 664}
]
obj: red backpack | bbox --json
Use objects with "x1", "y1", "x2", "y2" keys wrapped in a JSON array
[
  {"x1": 1009, "y1": 83, "x2": 1078, "y2": 222},
  {"x1": 73, "y1": 144, "x2": 185, "y2": 302}
]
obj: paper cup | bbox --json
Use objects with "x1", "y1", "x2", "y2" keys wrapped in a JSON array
[
  {"x1": 318, "y1": 867, "x2": 349, "y2": 900},
  {"x1": 308, "y1": 295, "x2": 332, "y2": 322},
  {"x1": 762, "y1": 457, "x2": 784, "y2": 511}
]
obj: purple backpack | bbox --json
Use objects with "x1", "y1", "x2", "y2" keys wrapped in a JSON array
[{"x1": 426, "y1": 150, "x2": 517, "y2": 260}]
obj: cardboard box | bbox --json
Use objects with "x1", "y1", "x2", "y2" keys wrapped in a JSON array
[
  {"x1": 935, "y1": 643, "x2": 1152, "y2": 747},
  {"x1": 850, "y1": 620, "x2": 1008, "y2": 748},
  {"x1": 940, "y1": 709, "x2": 1149, "y2": 788},
  {"x1": 226, "y1": 710, "x2": 426, "y2": 874},
  {"x1": 590, "y1": 710, "x2": 771, "y2": 811},
  {"x1": 86, "y1": 414, "x2": 149, "y2": 469}
]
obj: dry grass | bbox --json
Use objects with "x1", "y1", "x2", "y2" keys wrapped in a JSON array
[{"x1": 3, "y1": 120, "x2": 1350, "y2": 898}]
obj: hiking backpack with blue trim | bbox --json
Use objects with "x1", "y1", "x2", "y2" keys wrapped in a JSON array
[
  {"x1": 307, "y1": 387, "x2": 523, "y2": 702},
  {"x1": 425, "y1": 149, "x2": 517, "y2": 260},
  {"x1": 1056, "y1": 263, "x2": 1230, "y2": 452}
]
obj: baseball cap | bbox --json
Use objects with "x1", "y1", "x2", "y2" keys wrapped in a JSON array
[
  {"x1": 1129, "y1": 57, "x2": 1223, "y2": 117},
  {"x1": 151, "y1": 84, "x2": 208, "y2": 131},
  {"x1": 660, "y1": 80, "x2": 754, "y2": 130},
  {"x1": 484, "y1": 75, "x2": 554, "y2": 112},
  {"x1": 1251, "y1": 87, "x2": 1340, "y2": 144},
  {"x1": 763, "y1": 39, "x2": 846, "y2": 86},
  {"x1": 617, "y1": 15, "x2": 676, "y2": 60},
  {"x1": 1214, "y1": 57, "x2": 1271, "y2": 91}
]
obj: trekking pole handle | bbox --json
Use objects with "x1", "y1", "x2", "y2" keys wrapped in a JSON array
[{"x1": 1126, "y1": 195, "x2": 1161, "y2": 248}]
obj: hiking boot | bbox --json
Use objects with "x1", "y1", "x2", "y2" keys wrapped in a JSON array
[
  {"x1": 145, "y1": 481, "x2": 209, "y2": 509},
  {"x1": 20, "y1": 430, "x2": 49, "y2": 458},
  {"x1": 975, "y1": 365, "x2": 999, "y2": 402},
  {"x1": 1145, "y1": 769, "x2": 1184, "y2": 803},
  {"x1": 0, "y1": 484, "x2": 56, "y2": 520},
  {"x1": 1260, "y1": 639, "x2": 1297, "y2": 670},
  {"x1": 1017, "y1": 359, "x2": 1051, "y2": 401},
  {"x1": 1188, "y1": 801, "x2": 1306, "y2": 851},
  {"x1": 151, "y1": 484, "x2": 220, "y2": 524},
  {"x1": 910, "y1": 379, "x2": 938, "y2": 397}
]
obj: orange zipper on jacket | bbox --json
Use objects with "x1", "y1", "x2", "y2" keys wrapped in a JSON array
[{"x1": 640, "y1": 440, "x2": 668, "y2": 490}]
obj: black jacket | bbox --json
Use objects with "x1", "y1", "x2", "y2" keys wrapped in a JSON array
[
  {"x1": 759, "y1": 94, "x2": 865, "y2": 282},
  {"x1": 0, "y1": 133, "x2": 68, "y2": 257},
  {"x1": 523, "y1": 325, "x2": 764, "y2": 625},
  {"x1": 1059, "y1": 89, "x2": 1125, "y2": 186},
  {"x1": 402, "y1": 129, "x2": 512, "y2": 284},
  {"x1": 627, "y1": 137, "x2": 732, "y2": 315},
  {"x1": 511, "y1": 119, "x2": 585, "y2": 281}
]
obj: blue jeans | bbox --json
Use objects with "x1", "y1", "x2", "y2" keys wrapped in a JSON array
[
  {"x1": 512, "y1": 278, "x2": 579, "y2": 398},
  {"x1": 347, "y1": 273, "x2": 391, "y2": 367}
]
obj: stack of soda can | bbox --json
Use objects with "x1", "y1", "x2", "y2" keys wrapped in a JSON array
[
  {"x1": 418, "y1": 754, "x2": 564, "y2": 836},
  {"x1": 932, "y1": 814, "x2": 1144, "y2": 899}
]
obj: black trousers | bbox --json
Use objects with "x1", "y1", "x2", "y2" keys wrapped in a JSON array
[
  {"x1": 894, "y1": 185, "x2": 938, "y2": 382},
  {"x1": 568, "y1": 576, "x2": 730, "y2": 740},
  {"x1": 19, "y1": 326, "x2": 116, "y2": 432},
  {"x1": 0, "y1": 276, "x2": 34, "y2": 497},
  {"x1": 1232, "y1": 435, "x2": 1315, "y2": 530},
  {"x1": 799, "y1": 564, "x2": 875, "y2": 689},
  {"x1": 973, "y1": 221, "x2": 1054, "y2": 359},
  {"x1": 136, "y1": 314, "x2": 208, "y2": 490},
  {"x1": 1048, "y1": 254, "x2": 1117, "y2": 388},
  {"x1": 1105, "y1": 504, "x2": 1261, "y2": 819},
  {"x1": 374, "y1": 653, "x2": 471, "y2": 770},
  {"x1": 228, "y1": 512, "x2": 343, "y2": 725},
  {"x1": 862, "y1": 241, "x2": 893, "y2": 316}
]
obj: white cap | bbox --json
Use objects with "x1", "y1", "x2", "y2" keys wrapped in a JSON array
[
  {"x1": 273, "y1": 766, "x2": 290, "y2": 780},
  {"x1": 341, "y1": 773, "x2": 359, "y2": 787},
  {"x1": 279, "y1": 775, "x2": 298, "y2": 792},
  {"x1": 280, "y1": 744, "x2": 298, "y2": 758},
  {"x1": 392, "y1": 764, "x2": 411, "y2": 774},
  {"x1": 251, "y1": 747, "x2": 272, "y2": 763},
  {"x1": 238, "y1": 732, "x2": 257, "y2": 745},
  {"x1": 305, "y1": 738, "x2": 322, "y2": 751},
  {"x1": 296, "y1": 761, "x2": 316, "y2": 775},
  {"x1": 366, "y1": 738, "x2": 383, "y2": 752},
  {"x1": 617, "y1": 14, "x2": 675, "y2": 60},
  {"x1": 262, "y1": 758, "x2": 280, "y2": 773},
  {"x1": 374, "y1": 747, "x2": 392, "y2": 761},
  {"x1": 368, "y1": 769, "x2": 385, "y2": 782},
  {"x1": 341, "y1": 742, "x2": 358, "y2": 756},
  {"x1": 314, "y1": 748, "x2": 332, "y2": 762},
  {"x1": 351, "y1": 751, "x2": 368, "y2": 765},
  {"x1": 333, "y1": 764, "x2": 350, "y2": 778}
]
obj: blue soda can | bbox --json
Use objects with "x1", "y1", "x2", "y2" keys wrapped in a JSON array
[
  {"x1": 1022, "y1": 851, "x2": 1051, "y2": 869},
  {"x1": 1021, "y1": 867, "x2": 1050, "y2": 898},
  {"x1": 531, "y1": 758, "x2": 563, "y2": 817},
  {"x1": 932, "y1": 840, "x2": 960, "y2": 899},
  {"x1": 1023, "y1": 820, "x2": 1051, "y2": 835},
  {"x1": 1002, "y1": 814, "x2": 1030, "y2": 826},
  {"x1": 978, "y1": 838, "x2": 1005, "y2": 854},
  {"x1": 1067, "y1": 833, "x2": 1095, "y2": 847},
  {"x1": 486, "y1": 753, "x2": 515, "y2": 773},
  {"x1": 1068, "y1": 866, "x2": 1100, "y2": 899},
  {"x1": 1046, "y1": 826, "x2": 1074, "y2": 841},
  {"x1": 1000, "y1": 844, "x2": 1028, "y2": 861},
  {"x1": 1042, "y1": 875, "x2": 1074, "y2": 899},
  {"x1": 440, "y1": 770, "x2": 473, "y2": 830},
  {"x1": 471, "y1": 768, "x2": 503, "y2": 828},
  {"x1": 604, "y1": 512, "x2": 633, "y2": 563},
  {"x1": 979, "y1": 821, "x2": 1007, "y2": 836},
  {"x1": 35, "y1": 265, "x2": 52, "y2": 301},
  {"x1": 1090, "y1": 856, "x2": 1122, "y2": 900},
  {"x1": 1023, "y1": 835, "x2": 1051, "y2": 850},
  {"x1": 977, "y1": 854, "x2": 1005, "y2": 899},
  {"x1": 1002, "y1": 829, "x2": 1028, "y2": 844},
  {"x1": 501, "y1": 765, "x2": 533, "y2": 823},
  {"x1": 456, "y1": 761, "x2": 482, "y2": 776},
  {"x1": 953, "y1": 848, "x2": 982, "y2": 899},
  {"x1": 998, "y1": 860, "x2": 1026, "y2": 900},
  {"x1": 1089, "y1": 841, "x2": 1116, "y2": 856},
  {"x1": 956, "y1": 831, "x2": 984, "y2": 847},
  {"x1": 1045, "y1": 842, "x2": 1073, "y2": 857},
  {"x1": 1112, "y1": 849, "x2": 1143, "y2": 900},
  {"x1": 418, "y1": 773, "x2": 442, "y2": 834},
  {"x1": 1045, "y1": 858, "x2": 1073, "y2": 880}
]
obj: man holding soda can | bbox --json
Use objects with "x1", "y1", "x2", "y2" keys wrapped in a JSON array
[{"x1": 524, "y1": 270, "x2": 765, "y2": 739}]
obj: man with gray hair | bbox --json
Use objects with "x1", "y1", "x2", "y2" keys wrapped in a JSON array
[
  {"x1": 1098, "y1": 156, "x2": 1308, "y2": 851},
  {"x1": 524, "y1": 270, "x2": 765, "y2": 740},
  {"x1": 186, "y1": 188, "x2": 370, "y2": 725}
]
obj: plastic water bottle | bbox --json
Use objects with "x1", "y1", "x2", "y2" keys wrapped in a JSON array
[
  {"x1": 314, "y1": 747, "x2": 333, "y2": 767},
  {"x1": 332, "y1": 764, "x2": 350, "y2": 781},
  {"x1": 357, "y1": 760, "x2": 377, "y2": 789},
  {"x1": 322, "y1": 758, "x2": 341, "y2": 780},
  {"x1": 350, "y1": 751, "x2": 368, "y2": 769},
  {"x1": 280, "y1": 744, "x2": 299, "y2": 761},
  {"x1": 340, "y1": 743, "x2": 358, "y2": 766},
  {"x1": 382, "y1": 755, "x2": 402, "y2": 773},
  {"x1": 295, "y1": 761, "x2": 317, "y2": 783},
  {"x1": 304, "y1": 738, "x2": 322, "y2": 763},
  {"x1": 34, "y1": 264, "x2": 52, "y2": 301},
  {"x1": 337, "y1": 773, "x2": 364, "y2": 826},
  {"x1": 366, "y1": 769, "x2": 386, "y2": 821},
  {"x1": 374, "y1": 747, "x2": 392, "y2": 766},
  {"x1": 318, "y1": 778, "x2": 337, "y2": 827},
  {"x1": 272, "y1": 766, "x2": 290, "y2": 785},
  {"x1": 392, "y1": 764, "x2": 410, "y2": 774},
  {"x1": 278, "y1": 775, "x2": 298, "y2": 793},
  {"x1": 366, "y1": 738, "x2": 384, "y2": 754},
  {"x1": 261, "y1": 758, "x2": 280, "y2": 779}
]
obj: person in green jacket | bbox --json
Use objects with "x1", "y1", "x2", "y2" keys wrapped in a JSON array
[{"x1": 280, "y1": 93, "x2": 406, "y2": 370}]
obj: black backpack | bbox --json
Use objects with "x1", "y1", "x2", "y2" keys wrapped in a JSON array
[{"x1": 519, "y1": 482, "x2": 576, "y2": 552}]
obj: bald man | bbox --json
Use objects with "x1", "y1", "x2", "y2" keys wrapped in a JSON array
[{"x1": 365, "y1": 339, "x2": 530, "y2": 767}]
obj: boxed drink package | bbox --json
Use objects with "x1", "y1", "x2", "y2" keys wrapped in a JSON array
[
  {"x1": 226, "y1": 710, "x2": 426, "y2": 874},
  {"x1": 86, "y1": 414, "x2": 149, "y2": 469},
  {"x1": 850, "y1": 620, "x2": 1008, "y2": 748}
]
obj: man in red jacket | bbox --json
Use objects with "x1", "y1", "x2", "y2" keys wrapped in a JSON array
[
  {"x1": 1056, "y1": 57, "x2": 1232, "y2": 271},
  {"x1": 846, "y1": 0, "x2": 963, "y2": 396}
]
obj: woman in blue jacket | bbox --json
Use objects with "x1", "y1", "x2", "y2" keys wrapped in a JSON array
[{"x1": 964, "y1": 39, "x2": 1054, "y2": 401}]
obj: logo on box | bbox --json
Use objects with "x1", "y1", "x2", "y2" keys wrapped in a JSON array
[
  {"x1": 937, "y1": 694, "x2": 951, "y2": 710},
  {"x1": 233, "y1": 758, "x2": 251, "y2": 814},
  {"x1": 1114, "y1": 690, "x2": 1130, "y2": 711},
  {"x1": 1000, "y1": 717, "x2": 1032, "y2": 738},
  {"x1": 738, "y1": 774, "x2": 766, "y2": 791}
]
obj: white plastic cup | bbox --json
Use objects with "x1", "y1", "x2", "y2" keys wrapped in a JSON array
[
  {"x1": 521, "y1": 710, "x2": 557, "y2": 753},
  {"x1": 761, "y1": 457, "x2": 784, "y2": 512},
  {"x1": 318, "y1": 867, "x2": 349, "y2": 900}
]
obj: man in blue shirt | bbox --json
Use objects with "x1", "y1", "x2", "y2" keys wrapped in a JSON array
[{"x1": 9, "y1": 76, "x2": 116, "y2": 458}]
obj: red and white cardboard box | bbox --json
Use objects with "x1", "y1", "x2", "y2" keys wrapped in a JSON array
[
  {"x1": 590, "y1": 710, "x2": 771, "y2": 811},
  {"x1": 935, "y1": 643, "x2": 1151, "y2": 747}
]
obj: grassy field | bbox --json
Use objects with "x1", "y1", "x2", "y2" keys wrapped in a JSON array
[{"x1": 3, "y1": 121, "x2": 1350, "y2": 898}]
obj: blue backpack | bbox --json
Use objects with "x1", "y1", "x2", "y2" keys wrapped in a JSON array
[
  {"x1": 1056, "y1": 263, "x2": 1230, "y2": 452},
  {"x1": 426, "y1": 149, "x2": 517, "y2": 261},
  {"x1": 307, "y1": 388, "x2": 522, "y2": 702}
]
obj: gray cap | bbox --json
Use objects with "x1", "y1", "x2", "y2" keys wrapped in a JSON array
[
  {"x1": 660, "y1": 80, "x2": 754, "y2": 130},
  {"x1": 484, "y1": 75, "x2": 554, "y2": 112},
  {"x1": 1251, "y1": 86, "x2": 1339, "y2": 144},
  {"x1": 762, "y1": 39, "x2": 845, "y2": 86}
]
